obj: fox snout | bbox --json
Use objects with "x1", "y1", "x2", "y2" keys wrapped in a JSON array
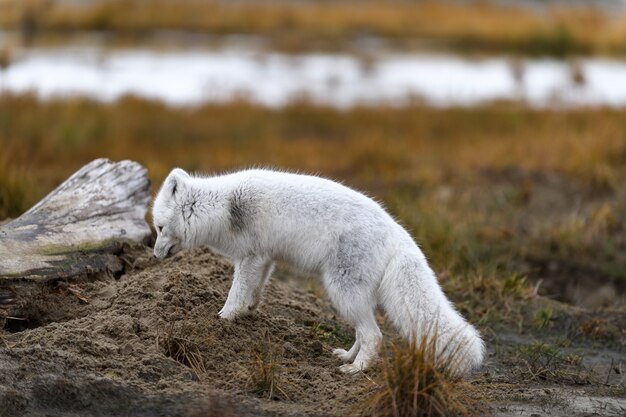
[
  {"x1": 153, "y1": 244, "x2": 176, "y2": 259},
  {"x1": 153, "y1": 246, "x2": 169, "y2": 259},
  {"x1": 153, "y1": 238, "x2": 181, "y2": 259}
]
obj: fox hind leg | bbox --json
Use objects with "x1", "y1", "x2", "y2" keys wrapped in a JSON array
[
  {"x1": 338, "y1": 309, "x2": 381, "y2": 374},
  {"x1": 324, "y1": 271, "x2": 382, "y2": 374}
]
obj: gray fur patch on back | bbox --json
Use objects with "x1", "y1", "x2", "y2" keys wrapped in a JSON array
[{"x1": 228, "y1": 189, "x2": 248, "y2": 232}]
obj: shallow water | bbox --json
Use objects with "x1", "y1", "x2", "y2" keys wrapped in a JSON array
[{"x1": 2, "y1": 46, "x2": 626, "y2": 108}]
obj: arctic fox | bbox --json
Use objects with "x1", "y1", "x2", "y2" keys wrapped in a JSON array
[{"x1": 152, "y1": 168, "x2": 484, "y2": 374}]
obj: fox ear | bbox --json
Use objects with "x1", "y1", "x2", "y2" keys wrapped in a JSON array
[
  {"x1": 170, "y1": 168, "x2": 189, "y2": 178},
  {"x1": 166, "y1": 168, "x2": 189, "y2": 196}
]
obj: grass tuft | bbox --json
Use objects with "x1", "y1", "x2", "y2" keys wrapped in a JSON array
[
  {"x1": 362, "y1": 331, "x2": 484, "y2": 417},
  {"x1": 515, "y1": 341, "x2": 592, "y2": 384},
  {"x1": 572, "y1": 317, "x2": 623, "y2": 344},
  {"x1": 246, "y1": 328, "x2": 289, "y2": 401},
  {"x1": 159, "y1": 321, "x2": 207, "y2": 380},
  {"x1": 533, "y1": 308, "x2": 555, "y2": 329}
]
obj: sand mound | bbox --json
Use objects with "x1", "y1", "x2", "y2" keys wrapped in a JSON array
[{"x1": 0, "y1": 246, "x2": 369, "y2": 417}]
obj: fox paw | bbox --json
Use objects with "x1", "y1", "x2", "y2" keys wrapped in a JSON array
[
  {"x1": 218, "y1": 307, "x2": 243, "y2": 320},
  {"x1": 332, "y1": 348, "x2": 353, "y2": 363},
  {"x1": 339, "y1": 363, "x2": 363, "y2": 375}
]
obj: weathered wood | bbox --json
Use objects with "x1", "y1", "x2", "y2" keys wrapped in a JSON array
[{"x1": 0, "y1": 158, "x2": 151, "y2": 281}]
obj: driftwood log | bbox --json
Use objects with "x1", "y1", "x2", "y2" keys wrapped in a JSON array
[{"x1": 0, "y1": 158, "x2": 151, "y2": 282}]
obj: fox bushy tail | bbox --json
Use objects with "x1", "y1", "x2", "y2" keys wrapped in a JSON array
[{"x1": 378, "y1": 251, "x2": 485, "y2": 374}]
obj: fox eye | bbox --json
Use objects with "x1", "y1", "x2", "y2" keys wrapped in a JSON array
[{"x1": 157, "y1": 226, "x2": 163, "y2": 233}]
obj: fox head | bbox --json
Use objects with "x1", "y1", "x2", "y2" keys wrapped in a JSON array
[{"x1": 152, "y1": 168, "x2": 190, "y2": 259}]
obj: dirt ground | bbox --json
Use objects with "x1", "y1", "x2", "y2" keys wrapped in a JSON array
[{"x1": 0, "y1": 245, "x2": 624, "y2": 417}]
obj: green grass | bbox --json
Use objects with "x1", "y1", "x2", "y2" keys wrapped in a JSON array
[
  {"x1": 306, "y1": 321, "x2": 354, "y2": 348},
  {"x1": 534, "y1": 308, "x2": 555, "y2": 330},
  {"x1": 515, "y1": 341, "x2": 592, "y2": 384}
]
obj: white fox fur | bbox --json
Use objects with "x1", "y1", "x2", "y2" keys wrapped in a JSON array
[{"x1": 152, "y1": 168, "x2": 484, "y2": 374}]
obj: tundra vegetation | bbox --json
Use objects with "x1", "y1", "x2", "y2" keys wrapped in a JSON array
[
  {"x1": 0, "y1": 95, "x2": 624, "y2": 415},
  {"x1": 0, "y1": 1, "x2": 625, "y2": 416},
  {"x1": 1, "y1": 0, "x2": 626, "y2": 56}
]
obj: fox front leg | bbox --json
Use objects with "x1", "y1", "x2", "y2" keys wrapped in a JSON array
[{"x1": 218, "y1": 256, "x2": 273, "y2": 320}]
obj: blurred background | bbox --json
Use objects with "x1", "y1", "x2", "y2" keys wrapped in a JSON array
[{"x1": 1, "y1": 0, "x2": 626, "y2": 311}]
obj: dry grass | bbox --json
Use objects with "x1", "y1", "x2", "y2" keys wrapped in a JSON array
[
  {"x1": 2, "y1": 94, "x2": 626, "y2": 190},
  {"x1": 1, "y1": 93, "x2": 625, "y2": 313},
  {"x1": 0, "y1": 0, "x2": 625, "y2": 56},
  {"x1": 0, "y1": 152, "x2": 31, "y2": 220},
  {"x1": 246, "y1": 328, "x2": 289, "y2": 400},
  {"x1": 158, "y1": 321, "x2": 207, "y2": 380},
  {"x1": 570, "y1": 316, "x2": 625, "y2": 344},
  {"x1": 515, "y1": 341, "x2": 592, "y2": 385},
  {"x1": 0, "y1": 91, "x2": 624, "y2": 413},
  {"x1": 362, "y1": 331, "x2": 484, "y2": 417}
]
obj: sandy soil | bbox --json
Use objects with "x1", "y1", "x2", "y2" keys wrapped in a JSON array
[{"x1": 0, "y1": 245, "x2": 624, "y2": 416}]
